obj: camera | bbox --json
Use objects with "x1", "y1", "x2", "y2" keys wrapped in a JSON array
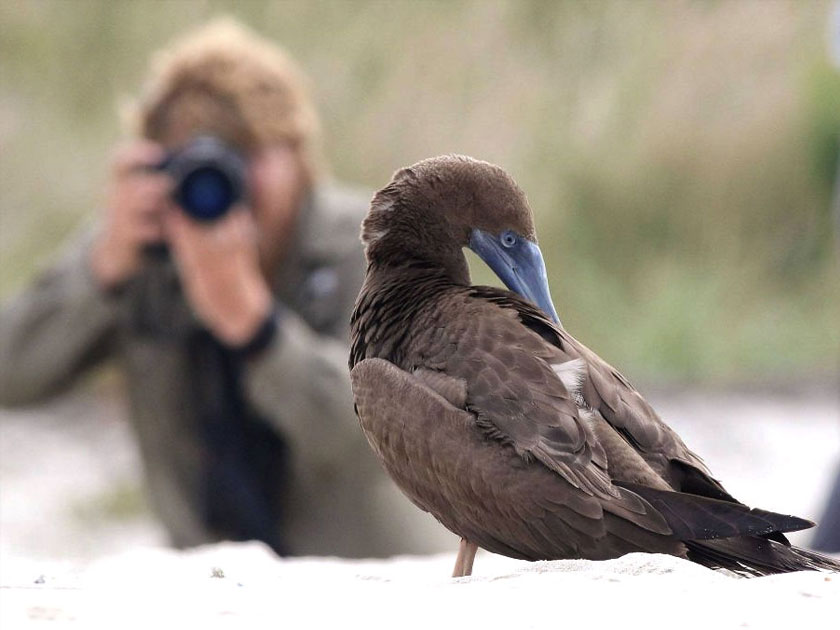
[{"x1": 158, "y1": 136, "x2": 248, "y2": 221}]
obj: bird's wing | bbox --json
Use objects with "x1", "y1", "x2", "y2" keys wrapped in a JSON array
[
  {"x1": 469, "y1": 286, "x2": 734, "y2": 500},
  {"x1": 436, "y1": 299, "x2": 621, "y2": 500},
  {"x1": 453, "y1": 288, "x2": 812, "y2": 539},
  {"x1": 350, "y1": 356, "x2": 677, "y2": 560}
]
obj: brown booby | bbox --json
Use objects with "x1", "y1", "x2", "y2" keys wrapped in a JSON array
[{"x1": 349, "y1": 155, "x2": 839, "y2": 577}]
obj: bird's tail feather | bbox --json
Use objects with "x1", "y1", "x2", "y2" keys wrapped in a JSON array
[
  {"x1": 617, "y1": 482, "x2": 840, "y2": 575},
  {"x1": 617, "y1": 482, "x2": 813, "y2": 541},
  {"x1": 687, "y1": 536, "x2": 840, "y2": 576}
]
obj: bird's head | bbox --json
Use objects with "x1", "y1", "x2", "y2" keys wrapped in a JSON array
[{"x1": 361, "y1": 154, "x2": 560, "y2": 325}]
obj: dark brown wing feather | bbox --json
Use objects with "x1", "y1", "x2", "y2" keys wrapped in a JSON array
[
  {"x1": 350, "y1": 357, "x2": 682, "y2": 561},
  {"x1": 431, "y1": 294, "x2": 618, "y2": 498},
  {"x1": 468, "y1": 285, "x2": 731, "y2": 498}
]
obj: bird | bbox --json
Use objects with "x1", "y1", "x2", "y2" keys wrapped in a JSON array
[{"x1": 349, "y1": 154, "x2": 840, "y2": 578}]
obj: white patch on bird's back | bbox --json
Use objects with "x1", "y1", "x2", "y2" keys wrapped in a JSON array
[
  {"x1": 552, "y1": 358, "x2": 587, "y2": 403},
  {"x1": 577, "y1": 407, "x2": 604, "y2": 437},
  {"x1": 362, "y1": 228, "x2": 388, "y2": 246}
]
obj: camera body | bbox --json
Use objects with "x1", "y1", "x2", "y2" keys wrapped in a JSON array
[{"x1": 158, "y1": 136, "x2": 248, "y2": 221}]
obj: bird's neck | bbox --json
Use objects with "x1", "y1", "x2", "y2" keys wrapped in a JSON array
[
  {"x1": 350, "y1": 261, "x2": 466, "y2": 369},
  {"x1": 365, "y1": 230, "x2": 472, "y2": 287}
]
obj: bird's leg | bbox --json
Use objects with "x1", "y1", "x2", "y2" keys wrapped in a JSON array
[{"x1": 452, "y1": 538, "x2": 478, "y2": 577}]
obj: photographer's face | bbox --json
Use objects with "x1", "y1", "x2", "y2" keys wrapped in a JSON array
[{"x1": 247, "y1": 143, "x2": 304, "y2": 271}]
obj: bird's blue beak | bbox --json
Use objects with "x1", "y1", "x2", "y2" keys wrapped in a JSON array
[{"x1": 469, "y1": 228, "x2": 561, "y2": 326}]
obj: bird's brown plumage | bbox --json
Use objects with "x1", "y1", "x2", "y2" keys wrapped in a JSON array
[{"x1": 349, "y1": 154, "x2": 839, "y2": 576}]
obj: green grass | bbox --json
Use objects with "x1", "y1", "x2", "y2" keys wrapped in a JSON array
[{"x1": 1, "y1": 0, "x2": 838, "y2": 384}]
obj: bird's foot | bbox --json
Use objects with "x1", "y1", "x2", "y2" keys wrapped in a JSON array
[{"x1": 452, "y1": 538, "x2": 478, "y2": 577}]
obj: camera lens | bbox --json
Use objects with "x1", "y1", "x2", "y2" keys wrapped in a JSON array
[
  {"x1": 164, "y1": 136, "x2": 247, "y2": 221},
  {"x1": 178, "y1": 167, "x2": 237, "y2": 221}
]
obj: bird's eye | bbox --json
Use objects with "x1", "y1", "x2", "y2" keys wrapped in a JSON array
[{"x1": 501, "y1": 231, "x2": 517, "y2": 248}]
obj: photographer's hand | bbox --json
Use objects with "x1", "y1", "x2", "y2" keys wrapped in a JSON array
[
  {"x1": 90, "y1": 141, "x2": 170, "y2": 290},
  {"x1": 165, "y1": 207, "x2": 272, "y2": 346}
]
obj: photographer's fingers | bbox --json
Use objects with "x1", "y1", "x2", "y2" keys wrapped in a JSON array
[
  {"x1": 229, "y1": 206, "x2": 259, "y2": 245},
  {"x1": 165, "y1": 210, "x2": 223, "y2": 328},
  {"x1": 163, "y1": 209, "x2": 219, "y2": 281},
  {"x1": 124, "y1": 177, "x2": 172, "y2": 240},
  {"x1": 111, "y1": 140, "x2": 166, "y2": 177},
  {"x1": 166, "y1": 206, "x2": 253, "y2": 253},
  {"x1": 165, "y1": 207, "x2": 269, "y2": 344},
  {"x1": 92, "y1": 141, "x2": 171, "y2": 288}
]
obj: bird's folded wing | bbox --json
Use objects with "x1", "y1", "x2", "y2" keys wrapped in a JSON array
[
  {"x1": 471, "y1": 286, "x2": 739, "y2": 502},
  {"x1": 434, "y1": 300, "x2": 625, "y2": 500},
  {"x1": 350, "y1": 357, "x2": 679, "y2": 559}
]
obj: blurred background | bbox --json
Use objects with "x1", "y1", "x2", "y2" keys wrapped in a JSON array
[{"x1": 1, "y1": 0, "x2": 838, "y2": 562}]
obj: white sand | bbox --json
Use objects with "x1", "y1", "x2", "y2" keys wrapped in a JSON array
[{"x1": 1, "y1": 542, "x2": 838, "y2": 629}]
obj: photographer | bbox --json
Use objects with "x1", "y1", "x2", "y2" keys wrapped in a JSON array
[{"x1": 0, "y1": 19, "x2": 445, "y2": 557}]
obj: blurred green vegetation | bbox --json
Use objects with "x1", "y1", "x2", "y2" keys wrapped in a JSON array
[
  {"x1": 0, "y1": 0, "x2": 838, "y2": 384},
  {"x1": 71, "y1": 481, "x2": 149, "y2": 524}
]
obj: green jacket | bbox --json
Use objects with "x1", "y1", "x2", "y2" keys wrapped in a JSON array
[{"x1": 0, "y1": 184, "x2": 450, "y2": 557}]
